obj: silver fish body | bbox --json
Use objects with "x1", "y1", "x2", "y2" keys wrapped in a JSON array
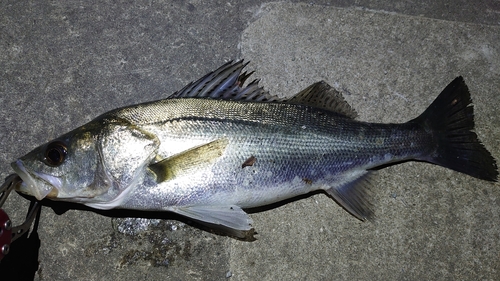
[
  {"x1": 117, "y1": 99, "x2": 426, "y2": 208},
  {"x1": 12, "y1": 61, "x2": 498, "y2": 236}
]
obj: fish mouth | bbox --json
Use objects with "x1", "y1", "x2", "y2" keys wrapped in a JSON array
[{"x1": 11, "y1": 159, "x2": 60, "y2": 200}]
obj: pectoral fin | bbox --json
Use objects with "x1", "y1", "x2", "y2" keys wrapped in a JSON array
[{"x1": 149, "y1": 138, "x2": 228, "y2": 183}]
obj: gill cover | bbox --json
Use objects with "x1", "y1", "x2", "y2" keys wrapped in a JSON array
[{"x1": 83, "y1": 121, "x2": 159, "y2": 209}]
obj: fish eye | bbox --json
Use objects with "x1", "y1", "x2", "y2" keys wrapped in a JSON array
[{"x1": 44, "y1": 141, "x2": 68, "y2": 167}]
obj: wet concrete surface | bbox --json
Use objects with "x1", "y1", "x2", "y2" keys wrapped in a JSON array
[{"x1": 1, "y1": 1, "x2": 499, "y2": 280}]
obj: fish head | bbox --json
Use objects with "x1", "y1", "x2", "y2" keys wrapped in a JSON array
[
  {"x1": 11, "y1": 125, "x2": 105, "y2": 202},
  {"x1": 11, "y1": 119, "x2": 159, "y2": 207}
]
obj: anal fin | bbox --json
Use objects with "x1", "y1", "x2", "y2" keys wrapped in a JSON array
[{"x1": 326, "y1": 171, "x2": 375, "y2": 220}]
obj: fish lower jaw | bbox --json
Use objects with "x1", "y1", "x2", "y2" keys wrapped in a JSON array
[{"x1": 11, "y1": 160, "x2": 57, "y2": 201}]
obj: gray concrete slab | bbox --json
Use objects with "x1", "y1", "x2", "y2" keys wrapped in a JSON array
[
  {"x1": 233, "y1": 3, "x2": 500, "y2": 280},
  {"x1": 0, "y1": 1, "x2": 499, "y2": 280}
]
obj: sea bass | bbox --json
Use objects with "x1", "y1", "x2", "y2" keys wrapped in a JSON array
[{"x1": 12, "y1": 61, "x2": 498, "y2": 237}]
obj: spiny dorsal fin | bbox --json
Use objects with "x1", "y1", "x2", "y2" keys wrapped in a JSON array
[
  {"x1": 288, "y1": 81, "x2": 357, "y2": 118},
  {"x1": 149, "y1": 138, "x2": 228, "y2": 183},
  {"x1": 168, "y1": 61, "x2": 357, "y2": 117},
  {"x1": 168, "y1": 60, "x2": 283, "y2": 102}
]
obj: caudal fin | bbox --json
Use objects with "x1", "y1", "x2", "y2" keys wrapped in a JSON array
[{"x1": 414, "y1": 76, "x2": 498, "y2": 181}]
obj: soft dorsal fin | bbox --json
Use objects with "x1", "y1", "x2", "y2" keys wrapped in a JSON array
[
  {"x1": 168, "y1": 60, "x2": 283, "y2": 102},
  {"x1": 288, "y1": 81, "x2": 357, "y2": 118},
  {"x1": 149, "y1": 138, "x2": 228, "y2": 183}
]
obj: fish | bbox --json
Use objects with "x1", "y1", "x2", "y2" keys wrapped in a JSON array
[{"x1": 11, "y1": 60, "x2": 498, "y2": 237}]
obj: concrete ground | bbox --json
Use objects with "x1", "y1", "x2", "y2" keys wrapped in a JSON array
[{"x1": 1, "y1": 1, "x2": 499, "y2": 280}]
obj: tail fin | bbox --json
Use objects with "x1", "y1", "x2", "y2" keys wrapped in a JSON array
[{"x1": 414, "y1": 76, "x2": 498, "y2": 181}]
